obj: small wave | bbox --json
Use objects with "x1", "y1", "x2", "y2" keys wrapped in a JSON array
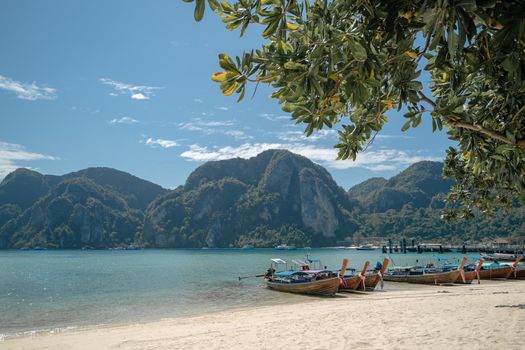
[{"x1": 0, "y1": 325, "x2": 80, "y2": 341}]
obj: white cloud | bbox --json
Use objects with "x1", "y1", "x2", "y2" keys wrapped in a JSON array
[
  {"x1": 0, "y1": 75, "x2": 57, "y2": 101},
  {"x1": 277, "y1": 130, "x2": 337, "y2": 142},
  {"x1": 181, "y1": 143, "x2": 282, "y2": 162},
  {"x1": 0, "y1": 141, "x2": 58, "y2": 179},
  {"x1": 224, "y1": 130, "x2": 253, "y2": 140},
  {"x1": 194, "y1": 98, "x2": 204, "y2": 103},
  {"x1": 131, "y1": 93, "x2": 148, "y2": 100},
  {"x1": 109, "y1": 117, "x2": 138, "y2": 125},
  {"x1": 216, "y1": 106, "x2": 229, "y2": 111},
  {"x1": 144, "y1": 138, "x2": 179, "y2": 149},
  {"x1": 180, "y1": 143, "x2": 441, "y2": 172},
  {"x1": 178, "y1": 118, "x2": 237, "y2": 136},
  {"x1": 260, "y1": 113, "x2": 290, "y2": 122},
  {"x1": 178, "y1": 118, "x2": 254, "y2": 140},
  {"x1": 99, "y1": 78, "x2": 162, "y2": 100}
]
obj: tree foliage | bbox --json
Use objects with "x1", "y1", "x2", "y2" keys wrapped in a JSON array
[{"x1": 189, "y1": 0, "x2": 525, "y2": 220}]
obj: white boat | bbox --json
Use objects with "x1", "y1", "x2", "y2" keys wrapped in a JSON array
[
  {"x1": 275, "y1": 244, "x2": 297, "y2": 250},
  {"x1": 356, "y1": 244, "x2": 377, "y2": 251},
  {"x1": 481, "y1": 252, "x2": 523, "y2": 262},
  {"x1": 242, "y1": 244, "x2": 254, "y2": 250}
]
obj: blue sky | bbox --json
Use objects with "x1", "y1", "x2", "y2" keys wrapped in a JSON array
[{"x1": 0, "y1": 0, "x2": 454, "y2": 189}]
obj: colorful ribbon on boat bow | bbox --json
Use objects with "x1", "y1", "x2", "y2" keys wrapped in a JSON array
[{"x1": 358, "y1": 261, "x2": 370, "y2": 291}]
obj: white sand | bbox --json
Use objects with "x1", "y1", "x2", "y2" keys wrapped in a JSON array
[{"x1": 2, "y1": 280, "x2": 525, "y2": 350}]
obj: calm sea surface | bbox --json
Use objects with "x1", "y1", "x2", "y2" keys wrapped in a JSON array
[{"x1": 0, "y1": 249, "x2": 478, "y2": 338}]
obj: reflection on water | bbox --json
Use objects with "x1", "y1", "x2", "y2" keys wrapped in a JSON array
[{"x1": 0, "y1": 248, "x2": 479, "y2": 336}]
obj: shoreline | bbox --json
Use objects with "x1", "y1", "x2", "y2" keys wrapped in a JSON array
[{"x1": 3, "y1": 280, "x2": 525, "y2": 349}]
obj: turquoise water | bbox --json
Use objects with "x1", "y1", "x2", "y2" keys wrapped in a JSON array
[{"x1": 0, "y1": 249, "x2": 477, "y2": 337}]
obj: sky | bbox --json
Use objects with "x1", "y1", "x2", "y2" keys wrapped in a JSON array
[{"x1": 0, "y1": 0, "x2": 455, "y2": 190}]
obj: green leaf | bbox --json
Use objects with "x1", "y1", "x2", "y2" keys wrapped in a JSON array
[
  {"x1": 262, "y1": 19, "x2": 280, "y2": 38},
  {"x1": 194, "y1": 0, "x2": 205, "y2": 21},
  {"x1": 413, "y1": 116, "x2": 422, "y2": 128},
  {"x1": 496, "y1": 144, "x2": 514, "y2": 154},
  {"x1": 456, "y1": 0, "x2": 477, "y2": 11},
  {"x1": 401, "y1": 120, "x2": 412, "y2": 132},
  {"x1": 207, "y1": 0, "x2": 219, "y2": 11},
  {"x1": 348, "y1": 39, "x2": 367, "y2": 62},
  {"x1": 436, "y1": 117, "x2": 443, "y2": 130}
]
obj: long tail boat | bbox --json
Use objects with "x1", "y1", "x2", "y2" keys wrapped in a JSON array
[
  {"x1": 477, "y1": 256, "x2": 522, "y2": 279},
  {"x1": 503, "y1": 261, "x2": 525, "y2": 279},
  {"x1": 458, "y1": 259, "x2": 484, "y2": 284},
  {"x1": 441, "y1": 259, "x2": 484, "y2": 284},
  {"x1": 338, "y1": 259, "x2": 369, "y2": 291},
  {"x1": 263, "y1": 259, "x2": 340, "y2": 296},
  {"x1": 365, "y1": 258, "x2": 390, "y2": 290},
  {"x1": 383, "y1": 257, "x2": 467, "y2": 285}
]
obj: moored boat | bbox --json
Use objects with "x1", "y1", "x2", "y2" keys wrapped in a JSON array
[
  {"x1": 356, "y1": 244, "x2": 377, "y2": 251},
  {"x1": 275, "y1": 244, "x2": 297, "y2": 250},
  {"x1": 263, "y1": 258, "x2": 340, "y2": 296},
  {"x1": 480, "y1": 252, "x2": 523, "y2": 262},
  {"x1": 264, "y1": 273, "x2": 340, "y2": 296},
  {"x1": 478, "y1": 257, "x2": 522, "y2": 279},
  {"x1": 383, "y1": 257, "x2": 467, "y2": 285},
  {"x1": 365, "y1": 258, "x2": 390, "y2": 290},
  {"x1": 443, "y1": 259, "x2": 484, "y2": 284},
  {"x1": 338, "y1": 259, "x2": 369, "y2": 291},
  {"x1": 502, "y1": 261, "x2": 525, "y2": 279},
  {"x1": 477, "y1": 263, "x2": 512, "y2": 279}
]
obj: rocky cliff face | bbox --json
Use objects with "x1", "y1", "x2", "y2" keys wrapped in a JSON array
[
  {"x1": 0, "y1": 168, "x2": 166, "y2": 248},
  {"x1": 144, "y1": 149, "x2": 357, "y2": 247},
  {"x1": 0, "y1": 154, "x2": 522, "y2": 248}
]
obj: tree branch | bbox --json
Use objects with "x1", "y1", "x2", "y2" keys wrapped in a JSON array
[
  {"x1": 444, "y1": 118, "x2": 521, "y2": 147},
  {"x1": 417, "y1": 92, "x2": 525, "y2": 150},
  {"x1": 418, "y1": 91, "x2": 436, "y2": 108}
]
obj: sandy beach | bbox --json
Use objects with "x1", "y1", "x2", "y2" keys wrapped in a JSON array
[{"x1": 2, "y1": 280, "x2": 524, "y2": 350}]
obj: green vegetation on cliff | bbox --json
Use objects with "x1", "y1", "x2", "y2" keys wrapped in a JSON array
[
  {"x1": 144, "y1": 150, "x2": 358, "y2": 248},
  {"x1": 0, "y1": 168, "x2": 167, "y2": 249},
  {"x1": 0, "y1": 151, "x2": 523, "y2": 248}
]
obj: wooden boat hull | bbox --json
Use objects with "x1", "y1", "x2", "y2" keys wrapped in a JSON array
[
  {"x1": 503, "y1": 267, "x2": 525, "y2": 279},
  {"x1": 383, "y1": 270, "x2": 460, "y2": 284},
  {"x1": 478, "y1": 267, "x2": 512, "y2": 280},
  {"x1": 339, "y1": 276, "x2": 364, "y2": 291},
  {"x1": 364, "y1": 273, "x2": 383, "y2": 290},
  {"x1": 454, "y1": 270, "x2": 476, "y2": 284},
  {"x1": 265, "y1": 277, "x2": 340, "y2": 296}
]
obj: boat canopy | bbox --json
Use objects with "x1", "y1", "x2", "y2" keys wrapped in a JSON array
[
  {"x1": 274, "y1": 271, "x2": 309, "y2": 277},
  {"x1": 389, "y1": 266, "x2": 415, "y2": 271},
  {"x1": 442, "y1": 264, "x2": 459, "y2": 268},
  {"x1": 482, "y1": 262, "x2": 506, "y2": 268},
  {"x1": 271, "y1": 258, "x2": 287, "y2": 264},
  {"x1": 303, "y1": 269, "x2": 332, "y2": 274}
]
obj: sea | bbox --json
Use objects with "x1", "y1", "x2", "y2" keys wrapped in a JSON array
[{"x1": 0, "y1": 248, "x2": 478, "y2": 339}]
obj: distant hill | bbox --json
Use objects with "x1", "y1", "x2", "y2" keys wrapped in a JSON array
[
  {"x1": 0, "y1": 152, "x2": 523, "y2": 249},
  {"x1": 144, "y1": 150, "x2": 358, "y2": 248},
  {"x1": 0, "y1": 168, "x2": 167, "y2": 249},
  {"x1": 63, "y1": 167, "x2": 167, "y2": 210},
  {"x1": 348, "y1": 161, "x2": 454, "y2": 212}
]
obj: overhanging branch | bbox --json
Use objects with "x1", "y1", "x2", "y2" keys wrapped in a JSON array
[{"x1": 417, "y1": 92, "x2": 525, "y2": 150}]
